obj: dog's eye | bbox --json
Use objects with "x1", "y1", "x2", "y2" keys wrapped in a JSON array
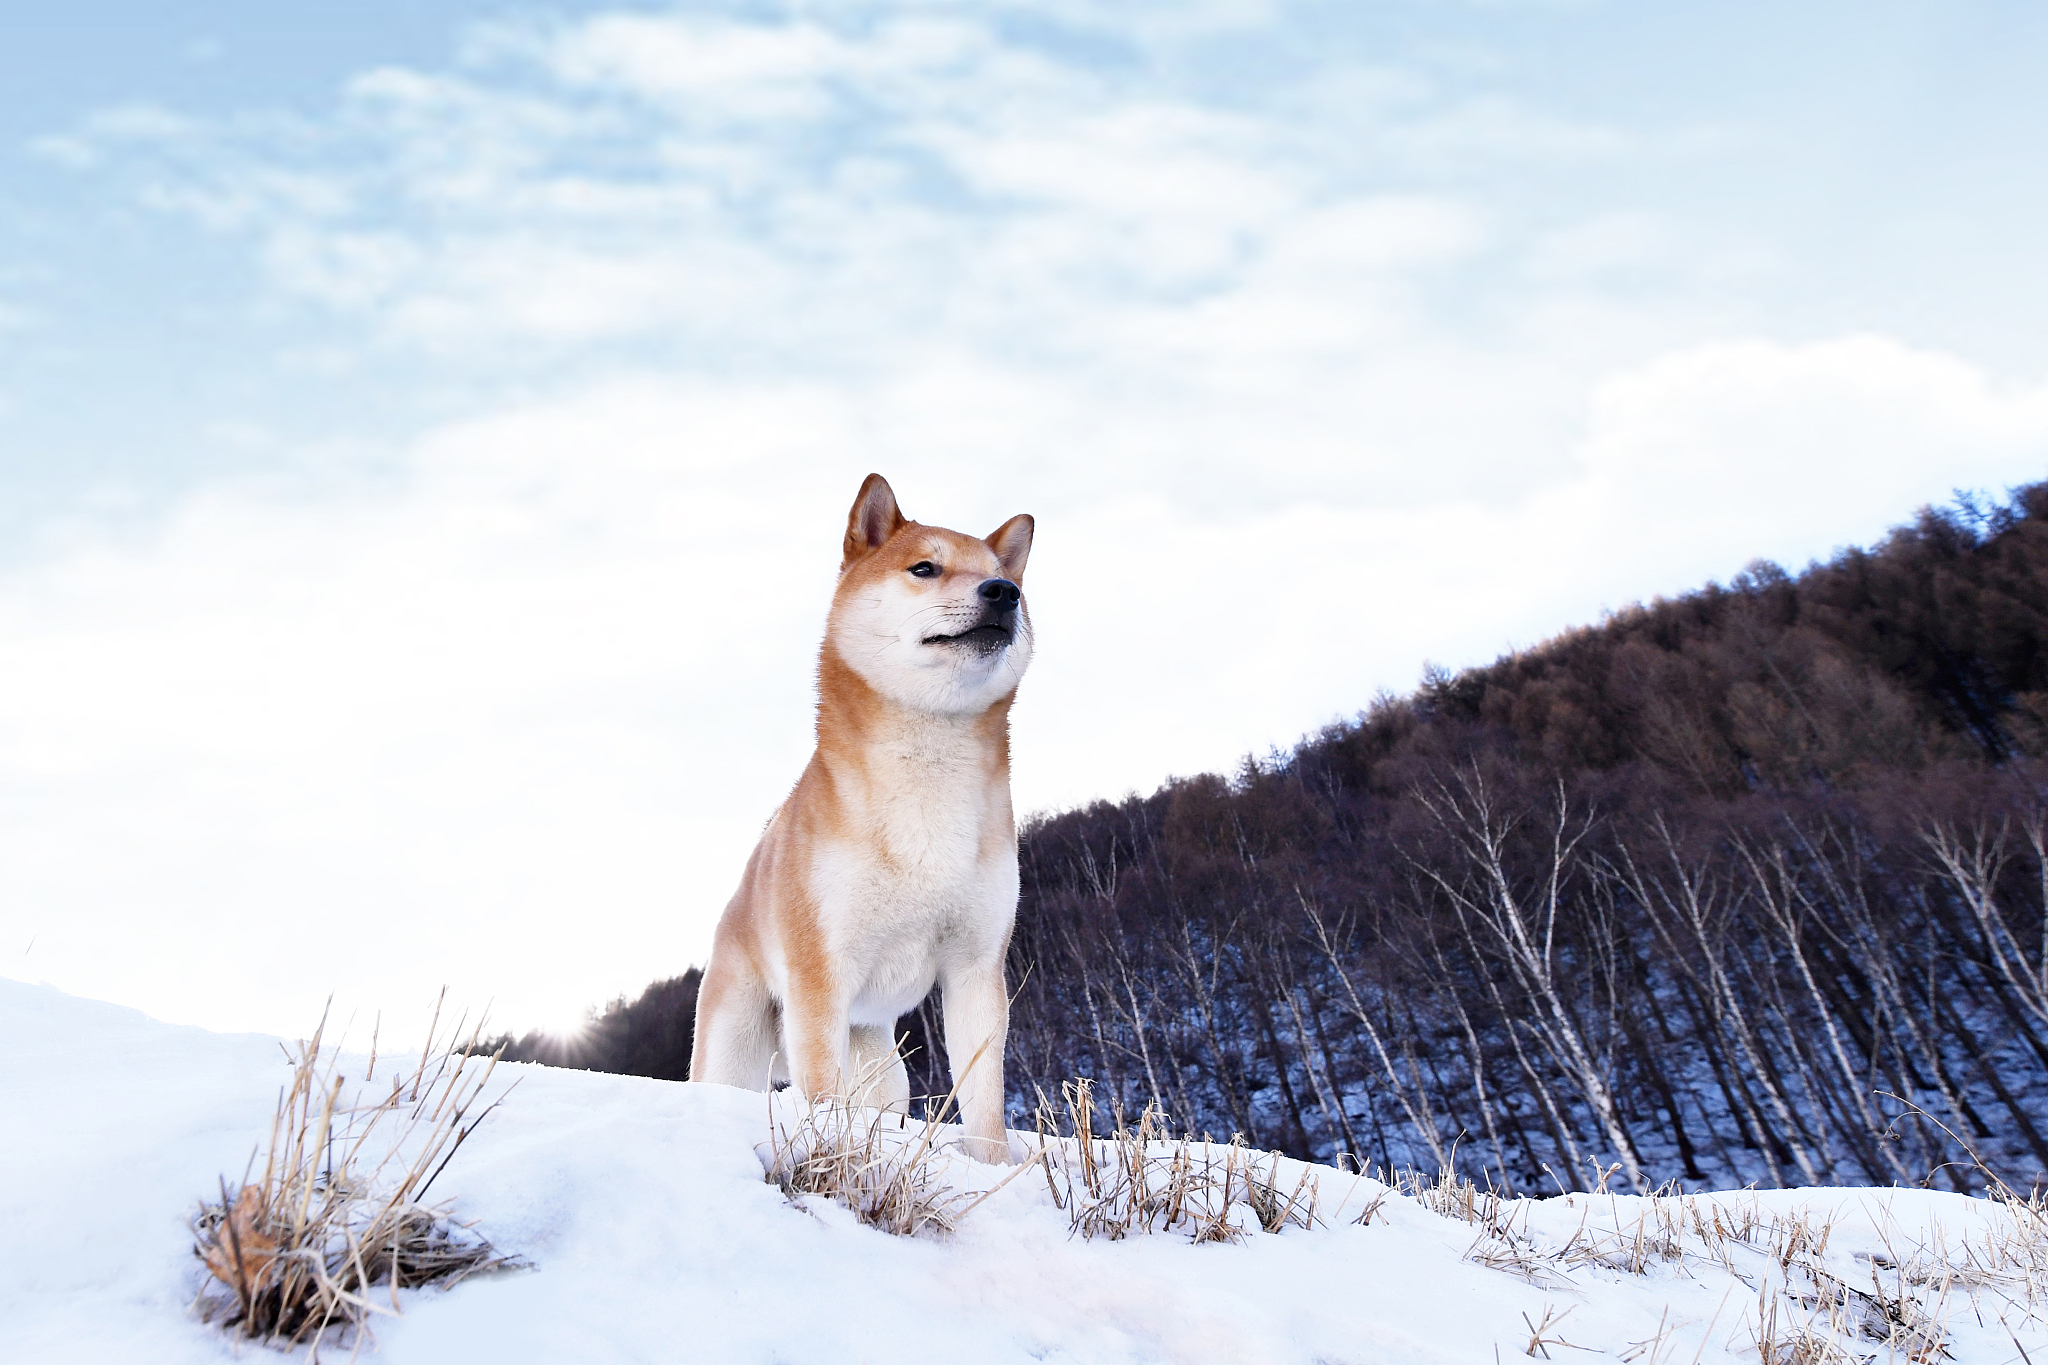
[{"x1": 908, "y1": 561, "x2": 939, "y2": 578}]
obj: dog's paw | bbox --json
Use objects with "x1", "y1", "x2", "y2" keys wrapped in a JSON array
[{"x1": 957, "y1": 1132, "x2": 1014, "y2": 1166}]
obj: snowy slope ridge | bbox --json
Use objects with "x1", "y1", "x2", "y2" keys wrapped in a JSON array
[{"x1": 4, "y1": 978, "x2": 2045, "y2": 1365}]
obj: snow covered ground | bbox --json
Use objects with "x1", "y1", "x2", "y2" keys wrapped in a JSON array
[{"x1": 6, "y1": 977, "x2": 2046, "y2": 1364}]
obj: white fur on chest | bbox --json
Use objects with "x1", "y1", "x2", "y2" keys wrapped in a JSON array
[{"x1": 808, "y1": 724, "x2": 1017, "y2": 1025}]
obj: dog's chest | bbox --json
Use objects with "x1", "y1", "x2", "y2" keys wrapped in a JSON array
[
  {"x1": 843, "y1": 785, "x2": 997, "y2": 911},
  {"x1": 810, "y1": 733, "x2": 1012, "y2": 948}
]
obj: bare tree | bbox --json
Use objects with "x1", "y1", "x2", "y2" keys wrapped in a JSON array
[
  {"x1": 1413, "y1": 769, "x2": 1649, "y2": 1193},
  {"x1": 1927, "y1": 817, "x2": 2048, "y2": 1030}
]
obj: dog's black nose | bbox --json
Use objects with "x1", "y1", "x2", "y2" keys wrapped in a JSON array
[{"x1": 978, "y1": 578, "x2": 1021, "y2": 611}]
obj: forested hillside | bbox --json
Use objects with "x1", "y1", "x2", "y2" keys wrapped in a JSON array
[{"x1": 492, "y1": 484, "x2": 2048, "y2": 1195}]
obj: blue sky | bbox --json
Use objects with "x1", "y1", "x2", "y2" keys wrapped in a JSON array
[
  {"x1": 4, "y1": 1, "x2": 2047, "y2": 1039},
  {"x1": 8, "y1": 1, "x2": 2047, "y2": 528}
]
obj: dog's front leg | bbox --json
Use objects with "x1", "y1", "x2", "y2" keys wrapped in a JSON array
[
  {"x1": 940, "y1": 960, "x2": 1012, "y2": 1164},
  {"x1": 781, "y1": 962, "x2": 850, "y2": 1103}
]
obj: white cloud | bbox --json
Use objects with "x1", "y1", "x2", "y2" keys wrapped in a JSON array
[
  {"x1": 548, "y1": 15, "x2": 857, "y2": 112},
  {"x1": 1579, "y1": 335, "x2": 2048, "y2": 583},
  {"x1": 50, "y1": 6, "x2": 1502, "y2": 373}
]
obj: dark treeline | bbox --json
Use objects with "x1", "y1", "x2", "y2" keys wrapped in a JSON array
[
  {"x1": 497, "y1": 484, "x2": 2048, "y2": 1194},
  {"x1": 487, "y1": 971, "x2": 701, "y2": 1081}
]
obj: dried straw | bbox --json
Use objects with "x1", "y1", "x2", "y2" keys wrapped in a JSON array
[{"x1": 190, "y1": 996, "x2": 521, "y2": 1354}]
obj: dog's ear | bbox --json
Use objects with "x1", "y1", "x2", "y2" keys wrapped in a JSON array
[
  {"x1": 985, "y1": 513, "x2": 1034, "y2": 583},
  {"x1": 842, "y1": 474, "x2": 906, "y2": 568}
]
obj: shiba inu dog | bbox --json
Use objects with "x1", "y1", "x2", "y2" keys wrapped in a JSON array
[{"x1": 688, "y1": 473, "x2": 1033, "y2": 1163}]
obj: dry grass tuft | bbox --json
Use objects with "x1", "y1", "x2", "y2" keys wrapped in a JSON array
[
  {"x1": 1030, "y1": 1079, "x2": 1319, "y2": 1244},
  {"x1": 1391, "y1": 1164, "x2": 1963, "y2": 1360},
  {"x1": 760, "y1": 1049, "x2": 1052, "y2": 1237},
  {"x1": 1396, "y1": 1165, "x2": 1517, "y2": 1232},
  {"x1": 1862, "y1": 1096, "x2": 2048, "y2": 1345},
  {"x1": 760, "y1": 1070, "x2": 1324, "y2": 1245},
  {"x1": 1967, "y1": 1182, "x2": 2048, "y2": 1305},
  {"x1": 1749, "y1": 1250, "x2": 1950, "y2": 1365},
  {"x1": 1520, "y1": 1303, "x2": 1581, "y2": 1359},
  {"x1": 1392, "y1": 1165, "x2": 1572, "y2": 1287},
  {"x1": 763, "y1": 1093, "x2": 973, "y2": 1238},
  {"x1": 190, "y1": 997, "x2": 521, "y2": 1354}
]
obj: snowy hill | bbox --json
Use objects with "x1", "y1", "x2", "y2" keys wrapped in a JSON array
[{"x1": 4, "y1": 978, "x2": 2043, "y2": 1364}]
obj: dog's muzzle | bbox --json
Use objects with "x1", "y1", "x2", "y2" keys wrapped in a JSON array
[{"x1": 922, "y1": 579, "x2": 1021, "y2": 656}]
